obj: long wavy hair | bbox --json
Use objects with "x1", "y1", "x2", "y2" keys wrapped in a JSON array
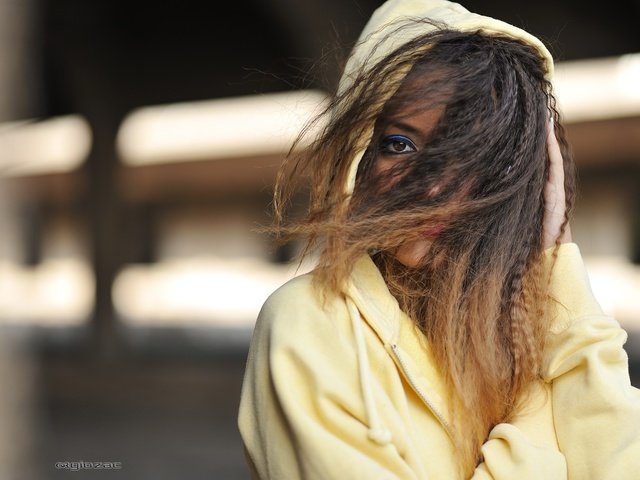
[{"x1": 273, "y1": 22, "x2": 575, "y2": 476}]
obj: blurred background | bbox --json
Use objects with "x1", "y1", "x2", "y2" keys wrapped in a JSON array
[{"x1": 0, "y1": 0, "x2": 639, "y2": 478}]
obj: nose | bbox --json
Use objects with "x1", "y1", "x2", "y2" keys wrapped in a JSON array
[{"x1": 420, "y1": 177, "x2": 471, "y2": 203}]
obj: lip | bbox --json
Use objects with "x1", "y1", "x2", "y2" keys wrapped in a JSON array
[{"x1": 421, "y1": 225, "x2": 444, "y2": 237}]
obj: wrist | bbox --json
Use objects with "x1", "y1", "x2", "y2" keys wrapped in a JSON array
[
  {"x1": 543, "y1": 223, "x2": 572, "y2": 249},
  {"x1": 560, "y1": 224, "x2": 572, "y2": 244}
]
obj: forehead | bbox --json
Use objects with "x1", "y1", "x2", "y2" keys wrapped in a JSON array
[
  {"x1": 381, "y1": 93, "x2": 446, "y2": 139},
  {"x1": 379, "y1": 67, "x2": 452, "y2": 132}
]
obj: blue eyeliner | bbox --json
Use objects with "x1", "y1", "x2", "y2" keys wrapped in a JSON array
[{"x1": 380, "y1": 134, "x2": 418, "y2": 155}]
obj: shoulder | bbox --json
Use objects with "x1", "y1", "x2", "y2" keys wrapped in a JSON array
[
  {"x1": 260, "y1": 272, "x2": 318, "y2": 315},
  {"x1": 260, "y1": 272, "x2": 348, "y2": 322},
  {"x1": 253, "y1": 271, "x2": 353, "y2": 353}
]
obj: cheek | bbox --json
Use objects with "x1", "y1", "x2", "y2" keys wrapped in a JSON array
[
  {"x1": 374, "y1": 158, "x2": 406, "y2": 191},
  {"x1": 374, "y1": 156, "x2": 405, "y2": 177}
]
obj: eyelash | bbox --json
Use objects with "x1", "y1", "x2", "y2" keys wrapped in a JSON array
[{"x1": 380, "y1": 134, "x2": 418, "y2": 155}]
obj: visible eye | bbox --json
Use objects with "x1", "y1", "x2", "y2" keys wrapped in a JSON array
[{"x1": 380, "y1": 134, "x2": 417, "y2": 155}]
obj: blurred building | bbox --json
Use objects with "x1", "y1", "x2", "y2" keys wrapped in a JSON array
[{"x1": 0, "y1": 0, "x2": 639, "y2": 479}]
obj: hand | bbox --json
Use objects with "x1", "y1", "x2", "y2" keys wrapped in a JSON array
[{"x1": 542, "y1": 120, "x2": 572, "y2": 249}]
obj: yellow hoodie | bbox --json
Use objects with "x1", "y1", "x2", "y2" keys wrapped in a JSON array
[
  {"x1": 240, "y1": 243, "x2": 640, "y2": 479},
  {"x1": 239, "y1": 1, "x2": 640, "y2": 479}
]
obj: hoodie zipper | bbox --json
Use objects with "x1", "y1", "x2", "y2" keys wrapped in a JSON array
[{"x1": 390, "y1": 343, "x2": 455, "y2": 442}]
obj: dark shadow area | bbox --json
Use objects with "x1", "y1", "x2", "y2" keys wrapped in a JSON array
[{"x1": 36, "y1": 348, "x2": 250, "y2": 480}]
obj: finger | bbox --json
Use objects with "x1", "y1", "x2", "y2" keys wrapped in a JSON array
[
  {"x1": 546, "y1": 119, "x2": 564, "y2": 190},
  {"x1": 545, "y1": 120, "x2": 565, "y2": 211},
  {"x1": 543, "y1": 119, "x2": 572, "y2": 247}
]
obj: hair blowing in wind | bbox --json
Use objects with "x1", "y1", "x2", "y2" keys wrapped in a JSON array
[{"x1": 272, "y1": 23, "x2": 575, "y2": 476}]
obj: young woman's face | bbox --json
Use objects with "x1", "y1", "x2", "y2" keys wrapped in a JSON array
[
  {"x1": 373, "y1": 103, "x2": 447, "y2": 267},
  {"x1": 373, "y1": 90, "x2": 471, "y2": 267}
]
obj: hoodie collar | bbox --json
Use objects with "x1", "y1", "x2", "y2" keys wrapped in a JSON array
[
  {"x1": 344, "y1": 255, "x2": 456, "y2": 438},
  {"x1": 345, "y1": 255, "x2": 402, "y2": 345}
]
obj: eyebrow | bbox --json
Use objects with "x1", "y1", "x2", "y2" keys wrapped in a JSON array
[{"x1": 385, "y1": 119, "x2": 427, "y2": 138}]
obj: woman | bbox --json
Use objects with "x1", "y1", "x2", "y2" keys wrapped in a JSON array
[{"x1": 238, "y1": 0, "x2": 640, "y2": 478}]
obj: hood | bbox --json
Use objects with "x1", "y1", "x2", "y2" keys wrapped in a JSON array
[{"x1": 341, "y1": 0, "x2": 555, "y2": 195}]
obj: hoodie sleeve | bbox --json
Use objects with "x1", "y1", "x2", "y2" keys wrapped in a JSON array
[
  {"x1": 541, "y1": 243, "x2": 640, "y2": 479},
  {"x1": 237, "y1": 275, "x2": 420, "y2": 480},
  {"x1": 470, "y1": 380, "x2": 568, "y2": 479}
]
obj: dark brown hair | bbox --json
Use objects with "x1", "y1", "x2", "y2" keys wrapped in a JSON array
[{"x1": 274, "y1": 21, "x2": 575, "y2": 475}]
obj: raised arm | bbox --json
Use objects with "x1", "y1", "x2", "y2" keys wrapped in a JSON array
[
  {"x1": 542, "y1": 243, "x2": 640, "y2": 479},
  {"x1": 542, "y1": 122, "x2": 640, "y2": 479}
]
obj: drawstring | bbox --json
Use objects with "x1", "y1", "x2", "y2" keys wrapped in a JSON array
[{"x1": 347, "y1": 299, "x2": 392, "y2": 446}]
